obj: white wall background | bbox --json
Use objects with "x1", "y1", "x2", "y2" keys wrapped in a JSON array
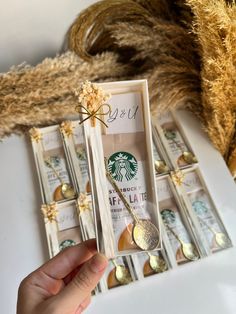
[{"x1": 0, "y1": 0, "x2": 97, "y2": 72}]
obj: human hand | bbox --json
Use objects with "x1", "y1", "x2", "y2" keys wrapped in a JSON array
[{"x1": 17, "y1": 239, "x2": 108, "y2": 314}]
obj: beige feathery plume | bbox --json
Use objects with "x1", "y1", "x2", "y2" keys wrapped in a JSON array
[
  {"x1": 0, "y1": 51, "x2": 130, "y2": 137},
  {"x1": 67, "y1": 0, "x2": 201, "y2": 114},
  {"x1": 107, "y1": 20, "x2": 201, "y2": 114},
  {"x1": 0, "y1": 0, "x2": 202, "y2": 139},
  {"x1": 186, "y1": 0, "x2": 236, "y2": 162}
]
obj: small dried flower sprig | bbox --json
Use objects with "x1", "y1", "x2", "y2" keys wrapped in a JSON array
[
  {"x1": 41, "y1": 203, "x2": 58, "y2": 223},
  {"x1": 74, "y1": 80, "x2": 111, "y2": 127},
  {"x1": 60, "y1": 121, "x2": 74, "y2": 138},
  {"x1": 29, "y1": 127, "x2": 42, "y2": 143},
  {"x1": 77, "y1": 193, "x2": 91, "y2": 213},
  {"x1": 170, "y1": 170, "x2": 185, "y2": 187}
]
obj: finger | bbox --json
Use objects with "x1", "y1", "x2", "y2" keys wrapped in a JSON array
[
  {"x1": 63, "y1": 265, "x2": 82, "y2": 286},
  {"x1": 38, "y1": 239, "x2": 97, "y2": 280},
  {"x1": 52, "y1": 253, "x2": 108, "y2": 311},
  {"x1": 76, "y1": 295, "x2": 91, "y2": 314}
]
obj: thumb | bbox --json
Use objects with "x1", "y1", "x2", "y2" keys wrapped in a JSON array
[{"x1": 52, "y1": 253, "x2": 108, "y2": 311}]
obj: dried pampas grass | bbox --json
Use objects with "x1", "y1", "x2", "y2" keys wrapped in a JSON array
[
  {"x1": 108, "y1": 20, "x2": 201, "y2": 114},
  {"x1": 68, "y1": 0, "x2": 201, "y2": 114},
  {"x1": 0, "y1": 0, "x2": 201, "y2": 138},
  {"x1": 0, "y1": 51, "x2": 130, "y2": 137},
  {"x1": 185, "y1": 0, "x2": 236, "y2": 174}
]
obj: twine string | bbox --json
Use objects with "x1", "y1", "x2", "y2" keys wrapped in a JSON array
[{"x1": 76, "y1": 103, "x2": 111, "y2": 128}]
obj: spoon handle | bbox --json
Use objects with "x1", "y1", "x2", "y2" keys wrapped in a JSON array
[
  {"x1": 105, "y1": 160, "x2": 139, "y2": 223},
  {"x1": 164, "y1": 223, "x2": 184, "y2": 245},
  {"x1": 111, "y1": 259, "x2": 118, "y2": 268},
  {"x1": 197, "y1": 215, "x2": 217, "y2": 235},
  {"x1": 45, "y1": 158, "x2": 64, "y2": 185},
  {"x1": 164, "y1": 129, "x2": 184, "y2": 153},
  {"x1": 172, "y1": 138, "x2": 185, "y2": 154}
]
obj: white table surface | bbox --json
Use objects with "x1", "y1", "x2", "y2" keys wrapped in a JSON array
[{"x1": 1, "y1": 1, "x2": 236, "y2": 313}]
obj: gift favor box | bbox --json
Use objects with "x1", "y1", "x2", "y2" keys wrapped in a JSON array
[
  {"x1": 156, "y1": 174, "x2": 202, "y2": 267},
  {"x1": 152, "y1": 110, "x2": 198, "y2": 170},
  {"x1": 29, "y1": 125, "x2": 77, "y2": 204},
  {"x1": 81, "y1": 80, "x2": 162, "y2": 258},
  {"x1": 179, "y1": 166, "x2": 232, "y2": 254}
]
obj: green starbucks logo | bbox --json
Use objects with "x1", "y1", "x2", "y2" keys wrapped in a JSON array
[
  {"x1": 161, "y1": 209, "x2": 176, "y2": 224},
  {"x1": 108, "y1": 151, "x2": 138, "y2": 182},
  {"x1": 59, "y1": 239, "x2": 76, "y2": 251},
  {"x1": 164, "y1": 129, "x2": 176, "y2": 140},
  {"x1": 192, "y1": 201, "x2": 208, "y2": 216},
  {"x1": 76, "y1": 147, "x2": 87, "y2": 161},
  {"x1": 44, "y1": 156, "x2": 61, "y2": 168}
]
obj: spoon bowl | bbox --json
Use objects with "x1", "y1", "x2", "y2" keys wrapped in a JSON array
[
  {"x1": 115, "y1": 265, "x2": 132, "y2": 285},
  {"x1": 149, "y1": 255, "x2": 168, "y2": 273},
  {"x1": 155, "y1": 160, "x2": 169, "y2": 174},
  {"x1": 215, "y1": 232, "x2": 231, "y2": 249},
  {"x1": 61, "y1": 183, "x2": 76, "y2": 199},
  {"x1": 182, "y1": 151, "x2": 198, "y2": 164},
  {"x1": 133, "y1": 220, "x2": 160, "y2": 251},
  {"x1": 182, "y1": 243, "x2": 199, "y2": 261}
]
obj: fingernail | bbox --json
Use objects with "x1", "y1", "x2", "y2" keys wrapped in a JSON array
[{"x1": 90, "y1": 253, "x2": 108, "y2": 273}]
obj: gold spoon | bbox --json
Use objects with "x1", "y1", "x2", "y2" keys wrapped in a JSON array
[
  {"x1": 197, "y1": 216, "x2": 231, "y2": 249},
  {"x1": 111, "y1": 259, "x2": 132, "y2": 285},
  {"x1": 164, "y1": 129, "x2": 197, "y2": 164},
  {"x1": 164, "y1": 223, "x2": 199, "y2": 261},
  {"x1": 154, "y1": 160, "x2": 169, "y2": 174},
  {"x1": 105, "y1": 160, "x2": 160, "y2": 251},
  {"x1": 45, "y1": 158, "x2": 76, "y2": 199},
  {"x1": 182, "y1": 151, "x2": 198, "y2": 164},
  {"x1": 147, "y1": 252, "x2": 168, "y2": 273}
]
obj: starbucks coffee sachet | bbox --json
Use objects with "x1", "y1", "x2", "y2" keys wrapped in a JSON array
[
  {"x1": 152, "y1": 110, "x2": 198, "y2": 170},
  {"x1": 30, "y1": 125, "x2": 77, "y2": 204},
  {"x1": 41, "y1": 200, "x2": 83, "y2": 257},
  {"x1": 156, "y1": 175, "x2": 202, "y2": 264},
  {"x1": 181, "y1": 167, "x2": 232, "y2": 254},
  {"x1": 60, "y1": 121, "x2": 91, "y2": 194}
]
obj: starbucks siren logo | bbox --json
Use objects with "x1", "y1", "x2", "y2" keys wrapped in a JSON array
[
  {"x1": 161, "y1": 209, "x2": 176, "y2": 224},
  {"x1": 192, "y1": 200, "x2": 208, "y2": 216},
  {"x1": 108, "y1": 151, "x2": 138, "y2": 182},
  {"x1": 59, "y1": 239, "x2": 76, "y2": 251}
]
